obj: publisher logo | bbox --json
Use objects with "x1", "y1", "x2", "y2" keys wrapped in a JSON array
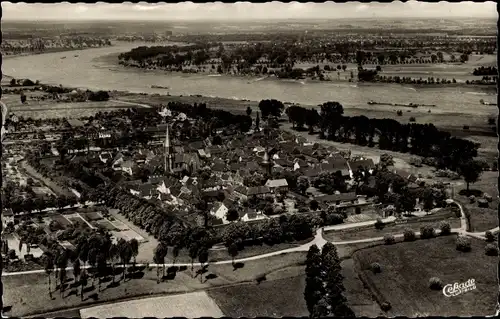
[{"x1": 443, "y1": 278, "x2": 476, "y2": 297}]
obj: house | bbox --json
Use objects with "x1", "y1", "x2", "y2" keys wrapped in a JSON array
[
  {"x1": 315, "y1": 192, "x2": 358, "y2": 206},
  {"x1": 130, "y1": 183, "x2": 156, "y2": 199},
  {"x1": 99, "y1": 151, "x2": 113, "y2": 164},
  {"x1": 210, "y1": 201, "x2": 230, "y2": 224},
  {"x1": 348, "y1": 159, "x2": 376, "y2": 178},
  {"x1": 120, "y1": 160, "x2": 136, "y2": 176},
  {"x1": 66, "y1": 119, "x2": 85, "y2": 129},
  {"x1": 265, "y1": 179, "x2": 289, "y2": 192},
  {"x1": 322, "y1": 157, "x2": 351, "y2": 178},
  {"x1": 240, "y1": 208, "x2": 267, "y2": 223},
  {"x1": 302, "y1": 167, "x2": 322, "y2": 179},
  {"x1": 2, "y1": 209, "x2": 14, "y2": 227},
  {"x1": 247, "y1": 186, "x2": 272, "y2": 198},
  {"x1": 393, "y1": 169, "x2": 418, "y2": 183}
]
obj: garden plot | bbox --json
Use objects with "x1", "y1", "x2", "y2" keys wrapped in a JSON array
[
  {"x1": 5, "y1": 233, "x2": 44, "y2": 259},
  {"x1": 79, "y1": 291, "x2": 225, "y2": 318},
  {"x1": 111, "y1": 229, "x2": 144, "y2": 243},
  {"x1": 49, "y1": 214, "x2": 72, "y2": 228}
]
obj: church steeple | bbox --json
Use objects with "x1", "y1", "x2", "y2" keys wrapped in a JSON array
[
  {"x1": 261, "y1": 148, "x2": 272, "y2": 176},
  {"x1": 164, "y1": 124, "x2": 174, "y2": 174}
]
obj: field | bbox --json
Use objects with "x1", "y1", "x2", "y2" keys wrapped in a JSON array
[
  {"x1": 208, "y1": 275, "x2": 308, "y2": 317},
  {"x1": 352, "y1": 236, "x2": 498, "y2": 316},
  {"x1": 455, "y1": 171, "x2": 499, "y2": 232},
  {"x1": 3, "y1": 250, "x2": 308, "y2": 317},
  {"x1": 79, "y1": 292, "x2": 225, "y2": 318},
  {"x1": 324, "y1": 208, "x2": 462, "y2": 242},
  {"x1": 325, "y1": 218, "x2": 462, "y2": 242}
]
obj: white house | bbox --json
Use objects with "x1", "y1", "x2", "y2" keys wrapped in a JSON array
[{"x1": 210, "y1": 202, "x2": 230, "y2": 224}]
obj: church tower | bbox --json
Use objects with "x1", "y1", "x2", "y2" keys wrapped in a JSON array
[
  {"x1": 261, "y1": 149, "x2": 272, "y2": 176},
  {"x1": 164, "y1": 124, "x2": 174, "y2": 174}
]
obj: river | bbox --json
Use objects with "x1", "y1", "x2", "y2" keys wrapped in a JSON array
[{"x1": 3, "y1": 41, "x2": 497, "y2": 116}]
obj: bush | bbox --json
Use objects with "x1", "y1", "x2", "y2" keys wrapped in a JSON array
[
  {"x1": 439, "y1": 221, "x2": 451, "y2": 236},
  {"x1": 469, "y1": 195, "x2": 475, "y2": 203},
  {"x1": 396, "y1": 110, "x2": 403, "y2": 116},
  {"x1": 380, "y1": 302, "x2": 392, "y2": 312},
  {"x1": 355, "y1": 207, "x2": 362, "y2": 214},
  {"x1": 456, "y1": 236, "x2": 471, "y2": 252},
  {"x1": 409, "y1": 157, "x2": 423, "y2": 167},
  {"x1": 255, "y1": 274, "x2": 267, "y2": 284},
  {"x1": 383, "y1": 234, "x2": 395, "y2": 245},
  {"x1": 429, "y1": 277, "x2": 443, "y2": 290},
  {"x1": 7, "y1": 249, "x2": 17, "y2": 260},
  {"x1": 409, "y1": 117, "x2": 416, "y2": 122},
  {"x1": 485, "y1": 244, "x2": 499, "y2": 256},
  {"x1": 463, "y1": 125, "x2": 470, "y2": 130},
  {"x1": 477, "y1": 199, "x2": 489, "y2": 208},
  {"x1": 420, "y1": 225, "x2": 435, "y2": 239},
  {"x1": 488, "y1": 117, "x2": 496, "y2": 125},
  {"x1": 374, "y1": 218, "x2": 385, "y2": 230},
  {"x1": 485, "y1": 230, "x2": 495, "y2": 242},
  {"x1": 403, "y1": 228, "x2": 416, "y2": 241},
  {"x1": 370, "y1": 262, "x2": 382, "y2": 274}
]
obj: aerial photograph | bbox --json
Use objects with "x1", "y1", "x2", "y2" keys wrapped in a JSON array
[{"x1": 0, "y1": 1, "x2": 498, "y2": 318}]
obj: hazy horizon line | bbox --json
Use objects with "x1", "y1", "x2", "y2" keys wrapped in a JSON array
[{"x1": 4, "y1": 16, "x2": 498, "y2": 23}]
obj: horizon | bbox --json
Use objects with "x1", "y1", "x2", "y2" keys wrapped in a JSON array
[{"x1": 2, "y1": 1, "x2": 497, "y2": 21}]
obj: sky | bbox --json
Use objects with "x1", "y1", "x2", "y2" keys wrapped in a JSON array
[{"x1": 2, "y1": 1, "x2": 497, "y2": 21}]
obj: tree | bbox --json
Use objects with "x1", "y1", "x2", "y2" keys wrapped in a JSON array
[
  {"x1": 129, "y1": 238, "x2": 139, "y2": 270},
  {"x1": 43, "y1": 252, "x2": 54, "y2": 298},
  {"x1": 379, "y1": 153, "x2": 394, "y2": 169},
  {"x1": 108, "y1": 243, "x2": 119, "y2": 284},
  {"x1": 255, "y1": 112, "x2": 260, "y2": 131},
  {"x1": 309, "y1": 200, "x2": 319, "y2": 211},
  {"x1": 304, "y1": 245, "x2": 323, "y2": 314},
  {"x1": 296, "y1": 176, "x2": 310, "y2": 195},
  {"x1": 188, "y1": 243, "x2": 199, "y2": 276},
  {"x1": 246, "y1": 106, "x2": 252, "y2": 116},
  {"x1": 153, "y1": 244, "x2": 165, "y2": 283},
  {"x1": 198, "y1": 248, "x2": 209, "y2": 283},
  {"x1": 172, "y1": 245, "x2": 180, "y2": 265},
  {"x1": 96, "y1": 253, "x2": 107, "y2": 292},
  {"x1": 118, "y1": 239, "x2": 133, "y2": 281},
  {"x1": 80, "y1": 271, "x2": 88, "y2": 301},
  {"x1": 228, "y1": 242, "x2": 239, "y2": 268},
  {"x1": 226, "y1": 208, "x2": 240, "y2": 223},
  {"x1": 73, "y1": 258, "x2": 81, "y2": 294},
  {"x1": 458, "y1": 160, "x2": 483, "y2": 192}
]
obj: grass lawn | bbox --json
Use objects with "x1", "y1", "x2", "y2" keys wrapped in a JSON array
[
  {"x1": 208, "y1": 275, "x2": 308, "y2": 318},
  {"x1": 324, "y1": 217, "x2": 462, "y2": 242},
  {"x1": 4, "y1": 251, "x2": 307, "y2": 317},
  {"x1": 456, "y1": 171, "x2": 498, "y2": 232},
  {"x1": 352, "y1": 236, "x2": 498, "y2": 316},
  {"x1": 169, "y1": 240, "x2": 309, "y2": 264}
]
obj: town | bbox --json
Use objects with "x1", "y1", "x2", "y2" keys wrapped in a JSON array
[{"x1": 1, "y1": 3, "x2": 498, "y2": 318}]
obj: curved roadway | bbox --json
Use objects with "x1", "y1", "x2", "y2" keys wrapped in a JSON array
[{"x1": 3, "y1": 199, "x2": 497, "y2": 277}]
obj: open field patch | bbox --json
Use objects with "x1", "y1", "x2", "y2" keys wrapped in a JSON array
[
  {"x1": 208, "y1": 275, "x2": 308, "y2": 317},
  {"x1": 352, "y1": 236, "x2": 497, "y2": 316},
  {"x1": 456, "y1": 171, "x2": 498, "y2": 232},
  {"x1": 79, "y1": 291, "x2": 224, "y2": 318}
]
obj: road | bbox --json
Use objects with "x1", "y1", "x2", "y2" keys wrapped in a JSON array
[{"x1": 3, "y1": 199, "x2": 495, "y2": 277}]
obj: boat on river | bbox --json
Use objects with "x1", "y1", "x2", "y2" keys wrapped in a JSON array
[
  {"x1": 368, "y1": 100, "x2": 436, "y2": 108},
  {"x1": 480, "y1": 99, "x2": 497, "y2": 106},
  {"x1": 151, "y1": 85, "x2": 169, "y2": 89}
]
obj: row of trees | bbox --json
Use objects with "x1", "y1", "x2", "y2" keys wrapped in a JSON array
[
  {"x1": 286, "y1": 102, "x2": 479, "y2": 172},
  {"x1": 305, "y1": 243, "x2": 354, "y2": 317},
  {"x1": 42, "y1": 232, "x2": 139, "y2": 300},
  {"x1": 472, "y1": 66, "x2": 498, "y2": 76}
]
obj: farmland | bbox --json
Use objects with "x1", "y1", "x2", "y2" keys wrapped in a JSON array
[{"x1": 351, "y1": 236, "x2": 498, "y2": 316}]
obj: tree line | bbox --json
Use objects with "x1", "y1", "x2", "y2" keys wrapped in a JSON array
[
  {"x1": 305, "y1": 244, "x2": 354, "y2": 317},
  {"x1": 41, "y1": 231, "x2": 139, "y2": 300},
  {"x1": 285, "y1": 102, "x2": 479, "y2": 172}
]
